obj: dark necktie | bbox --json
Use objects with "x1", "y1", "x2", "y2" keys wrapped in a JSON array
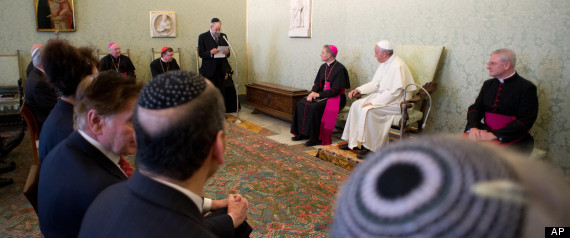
[{"x1": 215, "y1": 37, "x2": 219, "y2": 44}]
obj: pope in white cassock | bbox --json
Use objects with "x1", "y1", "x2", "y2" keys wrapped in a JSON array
[{"x1": 340, "y1": 40, "x2": 416, "y2": 158}]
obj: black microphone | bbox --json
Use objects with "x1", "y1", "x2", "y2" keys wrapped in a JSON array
[{"x1": 222, "y1": 35, "x2": 242, "y2": 123}]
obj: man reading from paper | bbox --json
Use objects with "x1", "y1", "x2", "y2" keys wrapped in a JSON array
[{"x1": 340, "y1": 40, "x2": 416, "y2": 159}]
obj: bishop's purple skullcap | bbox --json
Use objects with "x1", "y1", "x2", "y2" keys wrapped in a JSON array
[{"x1": 137, "y1": 70, "x2": 206, "y2": 109}]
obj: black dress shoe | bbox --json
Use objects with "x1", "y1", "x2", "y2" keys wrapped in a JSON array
[
  {"x1": 0, "y1": 178, "x2": 13, "y2": 188},
  {"x1": 304, "y1": 140, "x2": 321, "y2": 147},
  {"x1": 356, "y1": 148, "x2": 371, "y2": 159},
  {"x1": 291, "y1": 135, "x2": 308, "y2": 141},
  {"x1": 339, "y1": 144, "x2": 351, "y2": 150}
]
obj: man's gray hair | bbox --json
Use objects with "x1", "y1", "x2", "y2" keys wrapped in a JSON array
[{"x1": 492, "y1": 48, "x2": 517, "y2": 69}]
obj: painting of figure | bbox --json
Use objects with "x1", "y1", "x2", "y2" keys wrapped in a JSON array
[{"x1": 35, "y1": 0, "x2": 76, "y2": 31}]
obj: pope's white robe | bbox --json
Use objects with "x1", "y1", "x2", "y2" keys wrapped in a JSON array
[{"x1": 341, "y1": 55, "x2": 416, "y2": 151}]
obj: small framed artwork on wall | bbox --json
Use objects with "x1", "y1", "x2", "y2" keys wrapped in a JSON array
[
  {"x1": 34, "y1": 0, "x2": 76, "y2": 32},
  {"x1": 150, "y1": 11, "x2": 176, "y2": 38}
]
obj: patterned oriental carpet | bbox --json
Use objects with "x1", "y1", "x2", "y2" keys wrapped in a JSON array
[{"x1": 0, "y1": 122, "x2": 350, "y2": 237}]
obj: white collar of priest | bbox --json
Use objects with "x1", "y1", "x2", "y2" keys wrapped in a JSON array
[
  {"x1": 160, "y1": 57, "x2": 168, "y2": 63},
  {"x1": 327, "y1": 59, "x2": 336, "y2": 66},
  {"x1": 497, "y1": 71, "x2": 516, "y2": 83}
]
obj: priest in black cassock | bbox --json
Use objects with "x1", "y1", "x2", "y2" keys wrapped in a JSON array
[
  {"x1": 291, "y1": 45, "x2": 350, "y2": 146},
  {"x1": 150, "y1": 46, "x2": 180, "y2": 78},
  {"x1": 464, "y1": 48, "x2": 538, "y2": 154},
  {"x1": 99, "y1": 43, "x2": 136, "y2": 78}
]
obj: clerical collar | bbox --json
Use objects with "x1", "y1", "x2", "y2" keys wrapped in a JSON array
[
  {"x1": 147, "y1": 176, "x2": 204, "y2": 213},
  {"x1": 78, "y1": 129, "x2": 125, "y2": 176},
  {"x1": 327, "y1": 60, "x2": 336, "y2": 66},
  {"x1": 161, "y1": 57, "x2": 169, "y2": 63},
  {"x1": 497, "y1": 71, "x2": 516, "y2": 83}
]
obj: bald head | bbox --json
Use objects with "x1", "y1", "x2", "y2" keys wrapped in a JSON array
[
  {"x1": 31, "y1": 44, "x2": 43, "y2": 68},
  {"x1": 133, "y1": 71, "x2": 226, "y2": 181}
]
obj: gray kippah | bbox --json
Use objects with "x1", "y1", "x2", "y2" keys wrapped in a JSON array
[
  {"x1": 332, "y1": 136, "x2": 524, "y2": 238},
  {"x1": 137, "y1": 70, "x2": 206, "y2": 109}
]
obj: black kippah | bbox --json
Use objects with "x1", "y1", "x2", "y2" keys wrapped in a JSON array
[
  {"x1": 137, "y1": 70, "x2": 206, "y2": 109},
  {"x1": 211, "y1": 18, "x2": 220, "y2": 23}
]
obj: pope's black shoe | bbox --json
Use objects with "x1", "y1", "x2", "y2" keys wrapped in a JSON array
[
  {"x1": 339, "y1": 144, "x2": 351, "y2": 150},
  {"x1": 356, "y1": 148, "x2": 371, "y2": 159}
]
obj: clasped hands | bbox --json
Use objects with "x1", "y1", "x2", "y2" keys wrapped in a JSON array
[
  {"x1": 211, "y1": 194, "x2": 249, "y2": 228},
  {"x1": 306, "y1": 92, "x2": 320, "y2": 102},
  {"x1": 466, "y1": 128, "x2": 498, "y2": 141}
]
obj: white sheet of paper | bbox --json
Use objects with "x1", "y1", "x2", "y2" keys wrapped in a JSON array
[{"x1": 214, "y1": 46, "x2": 229, "y2": 58}]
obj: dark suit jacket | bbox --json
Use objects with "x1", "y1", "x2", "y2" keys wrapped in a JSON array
[
  {"x1": 38, "y1": 99, "x2": 74, "y2": 163},
  {"x1": 198, "y1": 31, "x2": 230, "y2": 78},
  {"x1": 79, "y1": 171, "x2": 216, "y2": 238},
  {"x1": 38, "y1": 131, "x2": 127, "y2": 237},
  {"x1": 24, "y1": 68, "x2": 57, "y2": 132}
]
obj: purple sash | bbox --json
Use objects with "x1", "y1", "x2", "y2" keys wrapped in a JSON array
[
  {"x1": 319, "y1": 81, "x2": 344, "y2": 145},
  {"x1": 484, "y1": 112, "x2": 525, "y2": 146}
]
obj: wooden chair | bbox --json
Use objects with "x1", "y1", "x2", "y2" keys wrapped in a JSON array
[
  {"x1": 151, "y1": 47, "x2": 181, "y2": 65},
  {"x1": 97, "y1": 49, "x2": 131, "y2": 60},
  {"x1": 392, "y1": 45, "x2": 444, "y2": 138},
  {"x1": 20, "y1": 103, "x2": 40, "y2": 213}
]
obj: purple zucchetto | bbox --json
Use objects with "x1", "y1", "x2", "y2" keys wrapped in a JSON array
[{"x1": 137, "y1": 70, "x2": 206, "y2": 109}]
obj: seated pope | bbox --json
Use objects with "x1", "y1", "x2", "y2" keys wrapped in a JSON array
[
  {"x1": 340, "y1": 40, "x2": 416, "y2": 159},
  {"x1": 290, "y1": 44, "x2": 350, "y2": 146}
]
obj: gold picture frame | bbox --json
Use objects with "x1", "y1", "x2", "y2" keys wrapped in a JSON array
[{"x1": 34, "y1": 0, "x2": 76, "y2": 32}]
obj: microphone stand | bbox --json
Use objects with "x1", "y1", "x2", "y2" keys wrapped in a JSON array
[{"x1": 223, "y1": 35, "x2": 242, "y2": 124}]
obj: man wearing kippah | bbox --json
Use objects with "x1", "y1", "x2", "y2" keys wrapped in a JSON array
[
  {"x1": 341, "y1": 40, "x2": 416, "y2": 158},
  {"x1": 99, "y1": 42, "x2": 136, "y2": 78},
  {"x1": 291, "y1": 44, "x2": 350, "y2": 146},
  {"x1": 198, "y1": 18, "x2": 232, "y2": 97},
  {"x1": 80, "y1": 71, "x2": 252, "y2": 238},
  {"x1": 150, "y1": 46, "x2": 180, "y2": 78}
]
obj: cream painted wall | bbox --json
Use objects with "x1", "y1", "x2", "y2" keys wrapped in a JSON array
[
  {"x1": 0, "y1": 0, "x2": 247, "y2": 86},
  {"x1": 247, "y1": 0, "x2": 570, "y2": 173}
]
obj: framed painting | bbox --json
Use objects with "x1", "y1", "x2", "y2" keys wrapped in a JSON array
[
  {"x1": 288, "y1": 0, "x2": 311, "y2": 38},
  {"x1": 34, "y1": 0, "x2": 76, "y2": 32},
  {"x1": 150, "y1": 11, "x2": 176, "y2": 38}
]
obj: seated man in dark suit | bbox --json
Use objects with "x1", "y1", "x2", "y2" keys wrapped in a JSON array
[
  {"x1": 80, "y1": 71, "x2": 251, "y2": 238},
  {"x1": 24, "y1": 44, "x2": 57, "y2": 132},
  {"x1": 38, "y1": 39, "x2": 100, "y2": 163},
  {"x1": 38, "y1": 71, "x2": 143, "y2": 237}
]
